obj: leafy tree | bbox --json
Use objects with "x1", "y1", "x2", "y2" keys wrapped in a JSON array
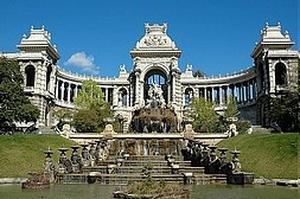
[
  {"x1": 267, "y1": 92, "x2": 299, "y2": 132},
  {"x1": 189, "y1": 97, "x2": 218, "y2": 133},
  {"x1": 224, "y1": 97, "x2": 239, "y2": 119},
  {"x1": 73, "y1": 79, "x2": 110, "y2": 132},
  {"x1": 72, "y1": 109, "x2": 100, "y2": 132},
  {"x1": 0, "y1": 57, "x2": 39, "y2": 133}
]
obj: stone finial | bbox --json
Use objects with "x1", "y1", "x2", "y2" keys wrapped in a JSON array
[
  {"x1": 277, "y1": 21, "x2": 281, "y2": 27},
  {"x1": 30, "y1": 25, "x2": 34, "y2": 31},
  {"x1": 284, "y1": 30, "x2": 290, "y2": 38},
  {"x1": 42, "y1": 25, "x2": 45, "y2": 30},
  {"x1": 265, "y1": 22, "x2": 269, "y2": 27},
  {"x1": 186, "y1": 64, "x2": 192, "y2": 71},
  {"x1": 22, "y1": 34, "x2": 27, "y2": 39}
]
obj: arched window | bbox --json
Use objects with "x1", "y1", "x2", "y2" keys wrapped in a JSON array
[
  {"x1": 275, "y1": 63, "x2": 287, "y2": 86},
  {"x1": 144, "y1": 70, "x2": 168, "y2": 103},
  {"x1": 118, "y1": 88, "x2": 128, "y2": 107},
  {"x1": 25, "y1": 65, "x2": 35, "y2": 87},
  {"x1": 46, "y1": 65, "x2": 52, "y2": 91},
  {"x1": 184, "y1": 88, "x2": 194, "y2": 106}
]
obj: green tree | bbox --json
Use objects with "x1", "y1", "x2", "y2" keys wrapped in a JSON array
[
  {"x1": 73, "y1": 79, "x2": 110, "y2": 132},
  {"x1": 224, "y1": 97, "x2": 239, "y2": 119},
  {"x1": 189, "y1": 97, "x2": 218, "y2": 133},
  {"x1": 267, "y1": 92, "x2": 299, "y2": 131},
  {"x1": 0, "y1": 57, "x2": 39, "y2": 133}
]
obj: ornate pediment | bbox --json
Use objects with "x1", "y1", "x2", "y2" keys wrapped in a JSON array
[{"x1": 133, "y1": 23, "x2": 178, "y2": 50}]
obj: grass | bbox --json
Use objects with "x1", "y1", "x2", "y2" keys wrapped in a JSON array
[
  {"x1": 0, "y1": 134, "x2": 75, "y2": 178},
  {"x1": 217, "y1": 133, "x2": 299, "y2": 179},
  {"x1": 0, "y1": 133, "x2": 298, "y2": 179}
]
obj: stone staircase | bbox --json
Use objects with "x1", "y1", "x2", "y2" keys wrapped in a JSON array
[{"x1": 56, "y1": 155, "x2": 227, "y2": 185}]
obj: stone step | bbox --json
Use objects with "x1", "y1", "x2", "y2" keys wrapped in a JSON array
[
  {"x1": 108, "y1": 155, "x2": 183, "y2": 161},
  {"x1": 57, "y1": 173, "x2": 227, "y2": 185},
  {"x1": 82, "y1": 166, "x2": 205, "y2": 175},
  {"x1": 100, "y1": 160, "x2": 191, "y2": 167}
]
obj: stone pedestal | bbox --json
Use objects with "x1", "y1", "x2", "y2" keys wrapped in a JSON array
[
  {"x1": 101, "y1": 124, "x2": 116, "y2": 138},
  {"x1": 227, "y1": 172, "x2": 254, "y2": 185},
  {"x1": 182, "y1": 124, "x2": 195, "y2": 139}
]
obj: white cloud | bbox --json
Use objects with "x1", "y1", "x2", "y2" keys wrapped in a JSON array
[{"x1": 65, "y1": 52, "x2": 100, "y2": 74}]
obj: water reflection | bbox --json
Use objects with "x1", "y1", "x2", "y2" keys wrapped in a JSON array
[{"x1": 0, "y1": 184, "x2": 297, "y2": 199}]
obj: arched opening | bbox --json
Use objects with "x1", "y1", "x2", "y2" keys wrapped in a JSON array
[
  {"x1": 25, "y1": 65, "x2": 35, "y2": 87},
  {"x1": 46, "y1": 65, "x2": 52, "y2": 91},
  {"x1": 184, "y1": 88, "x2": 194, "y2": 106},
  {"x1": 118, "y1": 88, "x2": 128, "y2": 107},
  {"x1": 144, "y1": 69, "x2": 168, "y2": 104},
  {"x1": 275, "y1": 62, "x2": 287, "y2": 86}
]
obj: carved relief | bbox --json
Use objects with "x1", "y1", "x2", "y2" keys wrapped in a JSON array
[{"x1": 144, "y1": 35, "x2": 168, "y2": 46}]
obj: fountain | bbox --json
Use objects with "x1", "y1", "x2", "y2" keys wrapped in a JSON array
[{"x1": 130, "y1": 82, "x2": 178, "y2": 133}]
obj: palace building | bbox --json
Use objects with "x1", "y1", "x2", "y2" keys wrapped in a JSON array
[{"x1": 1, "y1": 23, "x2": 299, "y2": 132}]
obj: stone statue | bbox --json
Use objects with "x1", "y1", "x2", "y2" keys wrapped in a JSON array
[
  {"x1": 119, "y1": 64, "x2": 126, "y2": 73},
  {"x1": 58, "y1": 148, "x2": 72, "y2": 174},
  {"x1": 186, "y1": 64, "x2": 192, "y2": 71},
  {"x1": 43, "y1": 148, "x2": 55, "y2": 182},
  {"x1": 146, "y1": 82, "x2": 166, "y2": 108},
  {"x1": 70, "y1": 146, "x2": 81, "y2": 173},
  {"x1": 225, "y1": 123, "x2": 238, "y2": 137},
  {"x1": 89, "y1": 142, "x2": 97, "y2": 167},
  {"x1": 81, "y1": 144, "x2": 90, "y2": 167}
]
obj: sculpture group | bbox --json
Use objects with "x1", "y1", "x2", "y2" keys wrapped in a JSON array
[
  {"x1": 181, "y1": 139, "x2": 241, "y2": 175},
  {"x1": 44, "y1": 139, "x2": 111, "y2": 182}
]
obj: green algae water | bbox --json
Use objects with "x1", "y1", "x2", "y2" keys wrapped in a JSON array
[{"x1": 0, "y1": 184, "x2": 298, "y2": 199}]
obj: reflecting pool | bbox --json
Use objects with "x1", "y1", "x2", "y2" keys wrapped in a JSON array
[{"x1": 0, "y1": 184, "x2": 298, "y2": 199}]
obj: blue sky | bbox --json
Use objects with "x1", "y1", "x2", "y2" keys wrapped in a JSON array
[{"x1": 0, "y1": 0, "x2": 298, "y2": 77}]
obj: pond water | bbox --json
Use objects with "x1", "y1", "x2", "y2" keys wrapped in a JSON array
[{"x1": 0, "y1": 184, "x2": 298, "y2": 199}]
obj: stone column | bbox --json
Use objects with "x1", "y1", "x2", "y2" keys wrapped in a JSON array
[
  {"x1": 135, "y1": 72, "x2": 140, "y2": 106},
  {"x1": 172, "y1": 72, "x2": 176, "y2": 103},
  {"x1": 129, "y1": 81, "x2": 133, "y2": 106},
  {"x1": 74, "y1": 84, "x2": 78, "y2": 98},
  {"x1": 252, "y1": 80, "x2": 256, "y2": 99},
  {"x1": 238, "y1": 85, "x2": 241, "y2": 103},
  {"x1": 195, "y1": 86, "x2": 199, "y2": 98},
  {"x1": 212, "y1": 87, "x2": 215, "y2": 103},
  {"x1": 231, "y1": 85, "x2": 235, "y2": 99},
  {"x1": 55, "y1": 80, "x2": 59, "y2": 99},
  {"x1": 60, "y1": 82, "x2": 64, "y2": 101},
  {"x1": 226, "y1": 86, "x2": 229, "y2": 103},
  {"x1": 113, "y1": 86, "x2": 118, "y2": 107},
  {"x1": 105, "y1": 87, "x2": 109, "y2": 102},
  {"x1": 140, "y1": 80, "x2": 144, "y2": 106},
  {"x1": 219, "y1": 86, "x2": 222, "y2": 105},
  {"x1": 67, "y1": 83, "x2": 71, "y2": 103},
  {"x1": 204, "y1": 87, "x2": 207, "y2": 101},
  {"x1": 246, "y1": 82, "x2": 250, "y2": 102},
  {"x1": 167, "y1": 80, "x2": 171, "y2": 105},
  {"x1": 126, "y1": 89, "x2": 129, "y2": 107}
]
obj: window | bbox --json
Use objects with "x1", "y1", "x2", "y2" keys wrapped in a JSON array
[
  {"x1": 275, "y1": 63, "x2": 287, "y2": 86},
  {"x1": 25, "y1": 65, "x2": 35, "y2": 87}
]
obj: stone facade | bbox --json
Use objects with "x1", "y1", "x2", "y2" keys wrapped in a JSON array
[{"x1": 1, "y1": 23, "x2": 299, "y2": 131}]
